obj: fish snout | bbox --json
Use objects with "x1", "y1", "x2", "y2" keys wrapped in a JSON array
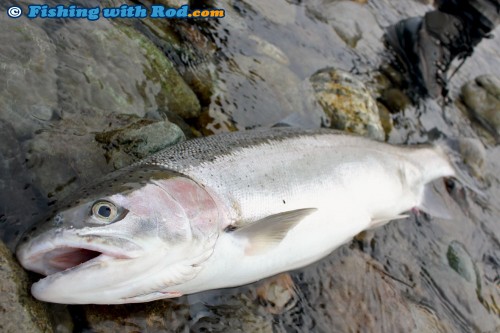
[{"x1": 16, "y1": 229, "x2": 143, "y2": 276}]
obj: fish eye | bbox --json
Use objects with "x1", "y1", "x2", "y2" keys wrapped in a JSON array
[{"x1": 91, "y1": 201, "x2": 118, "y2": 223}]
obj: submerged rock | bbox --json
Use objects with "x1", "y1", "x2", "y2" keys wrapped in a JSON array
[
  {"x1": 461, "y1": 75, "x2": 500, "y2": 140},
  {"x1": 0, "y1": 11, "x2": 58, "y2": 139},
  {"x1": 23, "y1": 130, "x2": 110, "y2": 201},
  {"x1": 446, "y1": 241, "x2": 477, "y2": 285},
  {"x1": 213, "y1": 55, "x2": 305, "y2": 128},
  {"x1": 84, "y1": 300, "x2": 190, "y2": 333},
  {"x1": 310, "y1": 68, "x2": 385, "y2": 140},
  {"x1": 249, "y1": 34, "x2": 290, "y2": 65},
  {"x1": 95, "y1": 117, "x2": 185, "y2": 169},
  {"x1": 0, "y1": 241, "x2": 53, "y2": 333},
  {"x1": 241, "y1": 0, "x2": 297, "y2": 25},
  {"x1": 306, "y1": 1, "x2": 384, "y2": 57},
  {"x1": 191, "y1": 292, "x2": 274, "y2": 333},
  {"x1": 0, "y1": 8, "x2": 201, "y2": 142},
  {"x1": 256, "y1": 273, "x2": 298, "y2": 315},
  {"x1": 457, "y1": 138, "x2": 487, "y2": 178}
]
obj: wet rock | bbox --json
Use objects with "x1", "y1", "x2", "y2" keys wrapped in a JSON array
[
  {"x1": 180, "y1": 61, "x2": 217, "y2": 107},
  {"x1": 215, "y1": 2, "x2": 248, "y2": 32},
  {"x1": 0, "y1": 9, "x2": 201, "y2": 145},
  {"x1": 310, "y1": 68, "x2": 385, "y2": 140},
  {"x1": 95, "y1": 118, "x2": 185, "y2": 169},
  {"x1": 197, "y1": 108, "x2": 238, "y2": 136},
  {"x1": 408, "y1": 302, "x2": 450, "y2": 333},
  {"x1": 446, "y1": 241, "x2": 477, "y2": 285},
  {"x1": 23, "y1": 130, "x2": 110, "y2": 201},
  {"x1": 280, "y1": 250, "x2": 424, "y2": 332},
  {"x1": 249, "y1": 35, "x2": 290, "y2": 65},
  {"x1": 160, "y1": 0, "x2": 188, "y2": 6},
  {"x1": 256, "y1": 273, "x2": 298, "y2": 315},
  {"x1": 307, "y1": 1, "x2": 384, "y2": 55},
  {"x1": 191, "y1": 292, "x2": 274, "y2": 333},
  {"x1": 53, "y1": 20, "x2": 199, "y2": 121},
  {"x1": 421, "y1": 262, "x2": 496, "y2": 332},
  {"x1": 377, "y1": 102, "x2": 394, "y2": 137},
  {"x1": 461, "y1": 75, "x2": 500, "y2": 139},
  {"x1": 84, "y1": 300, "x2": 190, "y2": 333},
  {"x1": 457, "y1": 138, "x2": 486, "y2": 178},
  {"x1": 214, "y1": 55, "x2": 306, "y2": 128},
  {"x1": 0, "y1": 12, "x2": 58, "y2": 139},
  {"x1": 380, "y1": 87, "x2": 412, "y2": 113},
  {"x1": 117, "y1": 10, "x2": 218, "y2": 108},
  {"x1": 241, "y1": 0, "x2": 297, "y2": 26},
  {"x1": 476, "y1": 75, "x2": 500, "y2": 99},
  {"x1": 0, "y1": 241, "x2": 53, "y2": 333},
  {"x1": 0, "y1": 121, "x2": 42, "y2": 248}
]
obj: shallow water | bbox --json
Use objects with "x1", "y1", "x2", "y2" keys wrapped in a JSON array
[{"x1": 0, "y1": 0, "x2": 499, "y2": 332}]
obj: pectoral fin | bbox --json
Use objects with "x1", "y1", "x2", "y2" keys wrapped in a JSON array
[{"x1": 230, "y1": 208, "x2": 318, "y2": 256}]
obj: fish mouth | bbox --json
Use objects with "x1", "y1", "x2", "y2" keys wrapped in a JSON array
[{"x1": 17, "y1": 231, "x2": 143, "y2": 276}]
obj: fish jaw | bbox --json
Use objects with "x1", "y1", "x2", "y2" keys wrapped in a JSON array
[
  {"x1": 17, "y1": 228, "x2": 151, "y2": 304},
  {"x1": 17, "y1": 227, "x2": 218, "y2": 304},
  {"x1": 29, "y1": 240, "x2": 216, "y2": 304},
  {"x1": 17, "y1": 228, "x2": 144, "y2": 276}
]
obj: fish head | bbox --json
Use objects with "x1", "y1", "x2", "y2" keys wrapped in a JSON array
[{"x1": 16, "y1": 166, "x2": 220, "y2": 304}]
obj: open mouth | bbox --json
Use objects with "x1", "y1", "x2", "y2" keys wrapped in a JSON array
[
  {"x1": 20, "y1": 244, "x2": 122, "y2": 276},
  {"x1": 44, "y1": 247, "x2": 103, "y2": 272},
  {"x1": 17, "y1": 235, "x2": 141, "y2": 276}
]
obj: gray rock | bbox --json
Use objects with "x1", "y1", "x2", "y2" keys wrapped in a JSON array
[
  {"x1": 0, "y1": 14, "x2": 58, "y2": 139},
  {"x1": 84, "y1": 300, "x2": 190, "y2": 333},
  {"x1": 23, "y1": 130, "x2": 111, "y2": 201},
  {"x1": 461, "y1": 75, "x2": 500, "y2": 139},
  {"x1": 310, "y1": 68, "x2": 385, "y2": 140},
  {"x1": 256, "y1": 273, "x2": 298, "y2": 315},
  {"x1": 213, "y1": 55, "x2": 305, "y2": 128},
  {"x1": 0, "y1": 241, "x2": 53, "y2": 333},
  {"x1": 241, "y1": 0, "x2": 297, "y2": 25},
  {"x1": 446, "y1": 241, "x2": 477, "y2": 285},
  {"x1": 249, "y1": 35, "x2": 290, "y2": 65},
  {"x1": 0, "y1": 14, "x2": 201, "y2": 143},
  {"x1": 191, "y1": 292, "x2": 274, "y2": 333},
  {"x1": 457, "y1": 138, "x2": 486, "y2": 178},
  {"x1": 95, "y1": 118, "x2": 185, "y2": 169},
  {"x1": 306, "y1": 1, "x2": 384, "y2": 55}
]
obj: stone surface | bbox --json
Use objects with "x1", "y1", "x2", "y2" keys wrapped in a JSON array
[
  {"x1": 310, "y1": 68, "x2": 385, "y2": 140},
  {"x1": 307, "y1": 0, "x2": 384, "y2": 57},
  {"x1": 461, "y1": 75, "x2": 500, "y2": 139},
  {"x1": 457, "y1": 138, "x2": 487, "y2": 178},
  {"x1": 212, "y1": 55, "x2": 306, "y2": 128},
  {"x1": 84, "y1": 300, "x2": 190, "y2": 333},
  {"x1": 256, "y1": 273, "x2": 298, "y2": 315},
  {"x1": 249, "y1": 34, "x2": 290, "y2": 65},
  {"x1": 95, "y1": 118, "x2": 185, "y2": 169},
  {"x1": 447, "y1": 241, "x2": 477, "y2": 285},
  {"x1": 0, "y1": 241, "x2": 53, "y2": 333},
  {"x1": 241, "y1": 0, "x2": 297, "y2": 25}
]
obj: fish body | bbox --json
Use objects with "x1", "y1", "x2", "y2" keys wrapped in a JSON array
[{"x1": 16, "y1": 128, "x2": 455, "y2": 304}]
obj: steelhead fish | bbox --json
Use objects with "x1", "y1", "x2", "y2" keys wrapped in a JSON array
[{"x1": 17, "y1": 128, "x2": 457, "y2": 304}]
